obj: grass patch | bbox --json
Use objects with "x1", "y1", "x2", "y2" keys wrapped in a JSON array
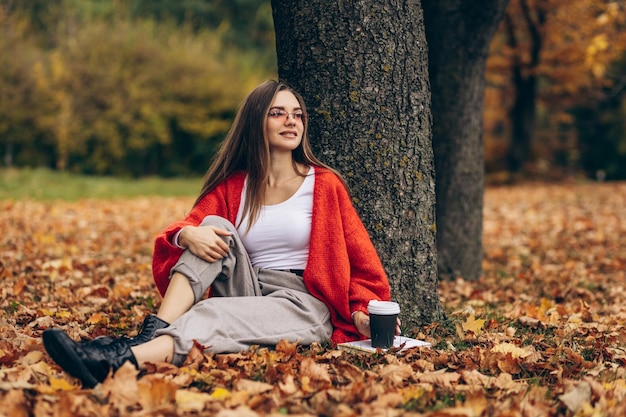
[{"x1": 1, "y1": 168, "x2": 201, "y2": 200}]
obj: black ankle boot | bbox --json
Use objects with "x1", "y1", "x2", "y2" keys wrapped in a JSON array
[
  {"x1": 131, "y1": 315, "x2": 169, "y2": 345},
  {"x1": 43, "y1": 329, "x2": 138, "y2": 388},
  {"x1": 87, "y1": 315, "x2": 169, "y2": 348}
]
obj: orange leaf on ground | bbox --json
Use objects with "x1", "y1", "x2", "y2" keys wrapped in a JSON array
[{"x1": 2, "y1": 182, "x2": 625, "y2": 415}]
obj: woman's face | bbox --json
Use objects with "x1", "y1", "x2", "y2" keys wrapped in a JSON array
[{"x1": 265, "y1": 90, "x2": 305, "y2": 154}]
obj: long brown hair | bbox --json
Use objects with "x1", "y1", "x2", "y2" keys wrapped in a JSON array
[{"x1": 194, "y1": 80, "x2": 341, "y2": 228}]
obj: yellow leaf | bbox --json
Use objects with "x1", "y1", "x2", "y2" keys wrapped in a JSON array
[
  {"x1": 400, "y1": 385, "x2": 427, "y2": 402},
  {"x1": 55, "y1": 311, "x2": 72, "y2": 319},
  {"x1": 456, "y1": 322, "x2": 466, "y2": 340},
  {"x1": 592, "y1": 34, "x2": 609, "y2": 51},
  {"x1": 603, "y1": 379, "x2": 626, "y2": 394},
  {"x1": 539, "y1": 298, "x2": 553, "y2": 314},
  {"x1": 86, "y1": 312, "x2": 109, "y2": 325},
  {"x1": 210, "y1": 387, "x2": 231, "y2": 400},
  {"x1": 48, "y1": 376, "x2": 77, "y2": 391},
  {"x1": 462, "y1": 315, "x2": 485, "y2": 335},
  {"x1": 591, "y1": 63, "x2": 606, "y2": 79}
]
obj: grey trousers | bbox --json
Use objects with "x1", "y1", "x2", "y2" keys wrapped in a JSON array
[{"x1": 156, "y1": 216, "x2": 333, "y2": 365}]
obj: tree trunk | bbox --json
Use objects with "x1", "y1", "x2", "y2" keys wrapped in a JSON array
[
  {"x1": 3, "y1": 141, "x2": 13, "y2": 167},
  {"x1": 503, "y1": 0, "x2": 545, "y2": 174},
  {"x1": 422, "y1": 0, "x2": 510, "y2": 281},
  {"x1": 271, "y1": 0, "x2": 444, "y2": 330},
  {"x1": 507, "y1": 68, "x2": 536, "y2": 173}
]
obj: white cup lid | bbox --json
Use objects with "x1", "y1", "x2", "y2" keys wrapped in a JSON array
[{"x1": 367, "y1": 300, "x2": 400, "y2": 315}]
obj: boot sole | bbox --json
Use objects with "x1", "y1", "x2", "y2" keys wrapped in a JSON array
[{"x1": 42, "y1": 329, "x2": 100, "y2": 388}]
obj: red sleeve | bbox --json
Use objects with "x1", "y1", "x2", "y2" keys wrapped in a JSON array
[
  {"x1": 305, "y1": 168, "x2": 390, "y2": 344},
  {"x1": 337, "y1": 184, "x2": 391, "y2": 317},
  {"x1": 152, "y1": 174, "x2": 244, "y2": 296}
]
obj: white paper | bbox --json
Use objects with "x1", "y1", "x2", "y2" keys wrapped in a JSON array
[{"x1": 338, "y1": 336, "x2": 431, "y2": 353}]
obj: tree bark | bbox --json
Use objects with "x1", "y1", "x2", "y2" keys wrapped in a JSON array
[
  {"x1": 271, "y1": 0, "x2": 444, "y2": 330},
  {"x1": 422, "y1": 0, "x2": 510, "y2": 281},
  {"x1": 503, "y1": 0, "x2": 545, "y2": 174}
]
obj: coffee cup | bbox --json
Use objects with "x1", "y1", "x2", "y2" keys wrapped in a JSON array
[{"x1": 367, "y1": 300, "x2": 400, "y2": 348}]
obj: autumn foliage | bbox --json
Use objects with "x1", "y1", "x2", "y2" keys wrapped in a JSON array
[
  {"x1": 3, "y1": 1, "x2": 625, "y2": 180},
  {"x1": 0, "y1": 1, "x2": 274, "y2": 177},
  {"x1": 1, "y1": 181, "x2": 625, "y2": 416},
  {"x1": 484, "y1": 0, "x2": 626, "y2": 180}
]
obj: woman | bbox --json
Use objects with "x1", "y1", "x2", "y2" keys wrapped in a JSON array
[{"x1": 43, "y1": 80, "x2": 392, "y2": 388}]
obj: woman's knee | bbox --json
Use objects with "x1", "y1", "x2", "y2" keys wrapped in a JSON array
[{"x1": 200, "y1": 215, "x2": 236, "y2": 232}]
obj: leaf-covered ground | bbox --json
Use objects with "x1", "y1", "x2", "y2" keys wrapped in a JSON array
[{"x1": 1, "y1": 182, "x2": 625, "y2": 416}]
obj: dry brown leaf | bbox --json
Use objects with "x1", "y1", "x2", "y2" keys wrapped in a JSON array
[
  {"x1": 176, "y1": 389, "x2": 213, "y2": 412},
  {"x1": 235, "y1": 378, "x2": 273, "y2": 395},
  {"x1": 0, "y1": 389, "x2": 30, "y2": 417},
  {"x1": 299, "y1": 357, "x2": 331, "y2": 385},
  {"x1": 434, "y1": 390, "x2": 488, "y2": 417},
  {"x1": 491, "y1": 342, "x2": 531, "y2": 359},
  {"x1": 136, "y1": 375, "x2": 177, "y2": 410},
  {"x1": 2, "y1": 182, "x2": 625, "y2": 415},
  {"x1": 378, "y1": 363, "x2": 414, "y2": 387},
  {"x1": 216, "y1": 405, "x2": 260, "y2": 417},
  {"x1": 417, "y1": 370, "x2": 461, "y2": 387},
  {"x1": 559, "y1": 381, "x2": 592, "y2": 413},
  {"x1": 100, "y1": 361, "x2": 140, "y2": 409},
  {"x1": 278, "y1": 373, "x2": 298, "y2": 395},
  {"x1": 497, "y1": 353, "x2": 522, "y2": 375},
  {"x1": 275, "y1": 339, "x2": 299, "y2": 356}
]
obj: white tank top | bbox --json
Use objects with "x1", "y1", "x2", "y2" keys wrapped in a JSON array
[{"x1": 236, "y1": 167, "x2": 314, "y2": 270}]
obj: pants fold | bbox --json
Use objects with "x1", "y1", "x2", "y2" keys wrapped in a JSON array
[{"x1": 157, "y1": 216, "x2": 332, "y2": 364}]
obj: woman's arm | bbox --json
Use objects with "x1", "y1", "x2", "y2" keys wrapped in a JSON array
[{"x1": 152, "y1": 179, "x2": 239, "y2": 296}]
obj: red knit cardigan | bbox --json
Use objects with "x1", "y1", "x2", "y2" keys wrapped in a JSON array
[{"x1": 152, "y1": 166, "x2": 391, "y2": 344}]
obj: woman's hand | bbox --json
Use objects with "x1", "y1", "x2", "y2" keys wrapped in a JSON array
[
  {"x1": 353, "y1": 311, "x2": 372, "y2": 338},
  {"x1": 352, "y1": 311, "x2": 402, "y2": 338},
  {"x1": 178, "y1": 225, "x2": 232, "y2": 263}
]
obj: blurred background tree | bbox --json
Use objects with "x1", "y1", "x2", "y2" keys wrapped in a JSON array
[
  {"x1": 484, "y1": 0, "x2": 626, "y2": 181},
  {"x1": 0, "y1": 0, "x2": 275, "y2": 176},
  {"x1": 0, "y1": 0, "x2": 625, "y2": 180}
]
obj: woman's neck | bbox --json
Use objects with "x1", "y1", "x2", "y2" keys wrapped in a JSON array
[{"x1": 267, "y1": 155, "x2": 304, "y2": 187}]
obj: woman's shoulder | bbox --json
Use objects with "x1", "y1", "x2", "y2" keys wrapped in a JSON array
[
  {"x1": 216, "y1": 171, "x2": 246, "y2": 188},
  {"x1": 312, "y1": 165, "x2": 343, "y2": 184},
  {"x1": 199, "y1": 171, "x2": 246, "y2": 199},
  {"x1": 227, "y1": 171, "x2": 247, "y2": 182},
  {"x1": 312, "y1": 165, "x2": 351, "y2": 200}
]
